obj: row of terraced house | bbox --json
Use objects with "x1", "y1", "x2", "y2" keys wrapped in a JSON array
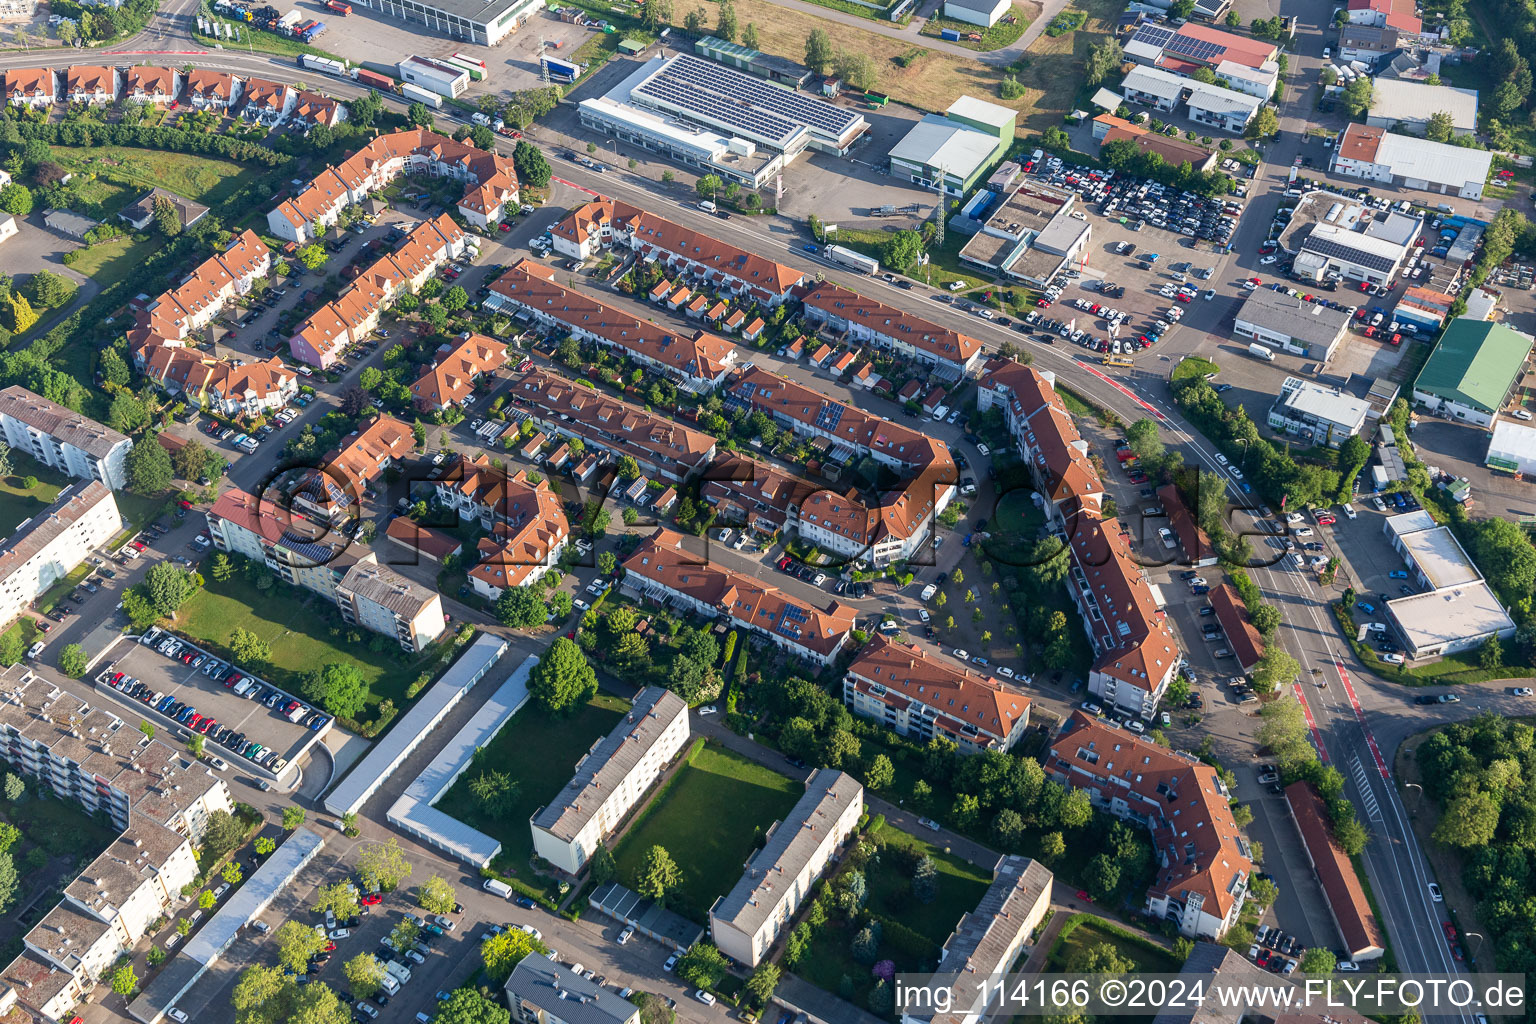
[{"x1": 2, "y1": 65, "x2": 344, "y2": 130}]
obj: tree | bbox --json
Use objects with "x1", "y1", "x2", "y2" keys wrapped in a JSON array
[
  {"x1": 201, "y1": 809, "x2": 242, "y2": 861},
  {"x1": 863, "y1": 754, "x2": 894, "y2": 791},
  {"x1": 636, "y1": 844, "x2": 682, "y2": 905},
  {"x1": 742, "y1": 22, "x2": 760, "y2": 49},
  {"x1": 1426, "y1": 110, "x2": 1456, "y2": 144},
  {"x1": 1068, "y1": 940, "x2": 1133, "y2": 976},
  {"x1": 1245, "y1": 106, "x2": 1279, "y2": 140},
  {"x1": 1248, "y1": 876, "x2": 1278, "y2": 907},
  {"x1": 618, "y1": 455, "x2": 642, "y2": 481},
  {"x1": 481, "y1": 927, "x2": 546, "y2": 981},
  {"x1": 805, "y1": 28, "x2": 834, "y2": 74},
  {"x1": 832, "y1": 50, "x2": 878, "y2": 92},
  {"x1": 991, "y1": 807, "x2": 1025, "y2": 848},
  {"x1": 676, "y1": 943, "x2": 729, "y2": 987},
  {"x1": 881, "y1": 229, "x2": 923, "y2": 271},
  {"x1": 301, "y1": 662, "x2": 370, "y2": 719},
  {"x1": 229, "y1": 627, "x2": 271, "y2": 664},
  {"x1": 1084, "y1": 37, "x2": 1124, "y2": 87},
  {"x1": 1433, "y1": 790, "x2": 1501, "y2": 847},
  {"x1": 151, "y1": 193, "x2": 184, "y2": 238},
  {"x1": 0, "y1": 184, "x2": 33, "y2": 216},
  {"x1": 198, "y1": 889, "x2": 216, "y2": 910},
  {"x1": 0, "y1": 630, "x2": 23, "y2": 669},
  {"x1": 0, "y1": 853, "x2": 15, "y2": 914},
  {"x1": 313, "y1": 882, "x2": 360, "y2": 922},
  {"x1": 529, "y1": 637, "x2": 598, "y2": 715},
  {"x1": 110, "y1": 964, "x2": 138, "y2": 997},
  {"x1": 683, "y1": 6, "x2": 704, "y2": 33},
  {"x1": 1084, "y1": 854, "x2": 1120, "y2": 899},
  {"x1": 418, "y1": 875, "x2": 457, "y2": 915},
  {"x1": 283, "y1": 805, "x2": 306, "y2": 830},
  {"x1": 495, "y1": 586, "x2": 547, "y2": 628},
  {"x1": 344, "y1": 953, "x2": 386, "y2": 1000},
  {"x1": 641, "y1": 0, "x2": 672, "y2": 30},
  {"x1": 254, "y1": 836, "x2": 276, "y2": 857},
  {"x1": 635, "y1": 993, "x2": 677, "y2": 1024},
  {"x1": 696, "y1": 174, "x2": 722, "y2": 199},
  {"x1": 126, "y1": 435, "x2": 174, "y2": 493},
  {"x1": 356, "y1": 837, "x2": 412, "y2": 892},
  {"x1": 1169, "y1": 0, "x2": 1195, "y2": 17},
  {"x1": 296, "y1": 244, "x2": 329, "y2": 271},
  {"x1": 3, "y1": 294, "x2": 36, "y2": 335},
  {"x1": 390, "y1": 919, "x2": 421, "y2": 954},
  {"x1": 275, "y1": 920, "x2": 328, "y2": 973},
  {"x1": 589, "y1": 842, "x2": 617, "y2": 885},
  {"x1": 2, "y1": 774, "x2": 21, "y2": 802},
  {"x1": 742, "y1": 961, "x2": 780, "y2": 1006},
  {"x1": 1343, "y1": 76, "x2": 1373, "y2": 117},
  {"x1": 1299, "y1": 947, "x2": 1336, "y2": 974},
  {"x1": 442, "y1": 285, "x2": 469, "y2": 311},
  {"x1": 209, "y1": 553, "x2": 234, "y2": 583},
  {"x1": 468, "y1": 768, "x2": 518, "y2": 815},
  {"x1": 146, "y1": 563, "x2": 196, "y2": 616},
  {"x1": 1040, "y1": 831, "x2": 1066, "y2": 862},
  {"x1": 436, "y1": 989, "x2": 512, "y2": 1024},
  {"x1": 1251, "y1": 646, "x2": 1300, "y2": 694},
  {"x1": 172, "y1": 439, "x2": 217, "y2": 482},
  {"x1": 58, "y1": 643, "x2": 87, "y2": 678},
  {"x1": 26, "y1": 270, "x2": 75, "y2": 309},
  {"x1": 911, "y1": 854, "x2": 938, "y2": 904},
  {"x1": 715, "y1": 0, "x2": 737, "y2": 40}
]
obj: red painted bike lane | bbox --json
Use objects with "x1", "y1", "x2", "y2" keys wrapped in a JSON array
[
  {"x1": 1072, "y1": 360, "x2": 1166, "y2": 421},
  {"x1": 1335, "y1": 658, "x2": 1390, "y2": 779},
  {"x1": 1291, "y1": 685, "x2": 1331, "y2": 765}
]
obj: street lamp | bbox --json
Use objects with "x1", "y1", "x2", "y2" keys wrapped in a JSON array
[
  {"x1": 1465, "y1": 931, "x2": 1485, "y2": 963},
  {"x1": 1403, "y1": 781, "x2": 1424, "y2": 815}
]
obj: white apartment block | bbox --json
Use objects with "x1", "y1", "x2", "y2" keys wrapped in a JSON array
[
  {"x1": 0, "y1": 482, "x2": 120, "y2": 627},
  {"x1": 0, "y1": 668, "x2": 234, "y2": 1024},
  {"x1": 205, "y1": 487, "x2": 373, "y2": 602},
  {"x1": 336, "y1": 561, "x2": 445, "y2": 653},
  {"x1": 709, "y1": 770, "x2": 863, "y2": 967},
  {"x1": 0, "y1": 387, "x2": 131, "y2": 491},
  {"x1": 530, "y1": 687, "x2": 690, "y2": 875}
]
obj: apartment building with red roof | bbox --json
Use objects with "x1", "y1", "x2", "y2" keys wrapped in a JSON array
[
  {"x1": 1346, "y1": 0, "x2": 1422, "y2": 34},
  {"x1": 427, "y1": 456, "x2": 569, "y2": 598},
  {"x1": 506, "y1": 368, "x2": 717, "y2": 484},
  {"x1": 4, "y1": 68, "x2": 56, "y2": 107},
  {"x1": 486, "y1": 260, "x2": 738, "y2": 391},
  {"x1": 410, "y1": 333, "x2": 506, "y2": 412},
  {"x1": 1048, "y1": 712, "x2": 1252, "y2": 939},
  {"x1": 185, "y1": 69, "x2": 239, "y2": 110},
  {"x1": 238, "y1": 77, "x2": 293, "y2": 123},
  {"x1": 65, "y1": 66, "x2": 117, "y2": 105},
  {"x1": 202, "y1": 356, "x2": 298, "y2": 419},
  {"x1": 844, "y1": 636, "x2": 1030, "y2": 754},
  {"x1": 622, "y1": 528, "x2": 856, "y2": 666},
  {"x1": 123, "y1": 66, "x2": 178, "y2": 106},
  {"x1": 551, "y1": 196, "x2": 805, "y2": 306},
  {"x1": 801, "y1": 282, "x2": 984, "y2": 377},
  {"x1": 293, "y1": 415, "x2": 414, "y2": 522},
  {"x1": 977, "y1": 358, "x2": 1178, "y2": 718},
  {"x1": 290, "y1": 90, "x2": 343, "y2": 130},
  {"x1": 268, "y1": 166, "x2": 352, "y2": 244}
]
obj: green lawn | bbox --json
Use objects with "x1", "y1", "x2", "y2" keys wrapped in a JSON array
[
  {"x1": 48, "y1": 146, "x2": 253, "y2": 208},
  {"x1": 1046, "y1": 915, "x2": 1181, "y2": 972},
  {"x1": 1172, "y1": 356, "x2": 1220, "y2": 382},
  {"x1": 434, "y1": 693, "x2": 630, "y2": 883},
  {"x1": 0, "y1": 471, "x2": 66, "y2": 536},
  {"x1": 612, "y1": 743, "x2": 802, "y2": 922},
  {"x1": 172, "y1": 565, "x2": 436, "y2": 710},
  {"x1": 67, "y1": 236, "x2": 162, "y2": 291}
]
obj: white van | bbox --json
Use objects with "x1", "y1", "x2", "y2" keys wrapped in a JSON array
[
  {"x1": 483, "y1": 878, "x2": 513, "y2": 898},
  {"x1": 698, "y1": 200, "x2": 717, "y2": 214}
]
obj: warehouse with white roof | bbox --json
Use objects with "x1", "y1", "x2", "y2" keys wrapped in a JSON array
[
  {"x1": 1331, "y1": 123, "x2": 1492, "y2": 199},
  {"x1": 1380, "y1": 511, "x2": 1515, "y2": 658},
  {"x1": 1486, "y1": 420, "x2": 1536, "y2": 476},
  {"x1": 1367, "y1": 78, "x2": 1479, "y2": 136}
]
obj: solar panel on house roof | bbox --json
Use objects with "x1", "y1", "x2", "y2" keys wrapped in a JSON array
[
  {"x1": 1302, "y1": 236, "x2": 1396, "y2": 274},
  {"x1": 814, "y1": 402, "x2": 845, "y2": 431},
  {"x1": 631, "y1": 55, "x2": 859, "y2": 146},
  {"x1": 1164, "y1": 33, "x2": 1228, "y2": 61}
]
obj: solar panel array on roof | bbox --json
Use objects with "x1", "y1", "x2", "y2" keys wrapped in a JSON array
[
  {"x1": 814, "y1": 401, "x2": 844, "y2": 432},
  {"x1": 1133, "y1": 24, "x2": 1175, "y2": 47},
  {"x1": 632, "y1": 55, "x2": 859, "y2": 148},
  {"x1": 1163, "y1": 32, "x2": 1228, "y2": 62},
  {"x1": 1302, "y1": 235, "x2": 1396, "y2": 274}
]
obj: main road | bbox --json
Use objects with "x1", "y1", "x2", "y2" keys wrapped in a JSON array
[{"x1": 0, "y1": 9, "x2": 1481, "y2": 1007}]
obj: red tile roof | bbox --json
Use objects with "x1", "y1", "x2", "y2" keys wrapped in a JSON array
[
  {"x1": 1285, "y1": 782, "x2": 1385, "y2": 958},
  {"x1": 411, "y1": 333, "x2": 506, "y2": 410},
  {"x1": 847, "y1": 636, "x2": 1030, "y2": 748},
  {"x1": 1157, "y1": 484, "x2": 1217, "y2": 565},
  {"x1": 1208, "y1": 584, "x2": 1266, "y2": 673},
  {"x1": 802, "y1": 281, "x2": 982, "y2": 369},
  {"x1": 1335, "y1": 122, "x2": 1385, "y2": 164}
]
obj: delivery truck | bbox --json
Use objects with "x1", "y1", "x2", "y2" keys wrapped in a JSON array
[
  {"x1": 400, "y1": 82, "x2": 443, "y2": 108},
  {"x1": 1248, "y1": 343, "x2": 1276, "y2": 361},
  {"x1": 353, "y1": 68, "x2": 395, "y2": 91}
]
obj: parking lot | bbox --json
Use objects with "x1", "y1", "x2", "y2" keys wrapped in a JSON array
[{"x1": 94, "y1": 631, "x2": 329, "y2": 784}]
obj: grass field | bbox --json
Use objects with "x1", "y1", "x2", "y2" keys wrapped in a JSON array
[
  {"x1": 612, "y1": 743, "x2": 801, "y2": 922},
  {"x1": 173, "y1": 567, "x2": 434, "y2": 711},
  {"x1": 0, "y1": 470, "x2": 66, "y2": 536},
  {"x1": 66, "y1": 236, "x2": 161, "y2": 291},
  {"x1": 434, "y1": 693, "x2": 629, "y2": 882},
  {"x1": 1046, "y1": 915, "x2": 1181, "y2": 972},
  {"x1": 48, "y1": 146, "x2": 252, "y2": 208},
  {"x1": 1000, "y1": 0, "x2": 1122, "y2": 130},
  {"x1": 919, "y1": 3, "x2": 1035, "y2": 50}
]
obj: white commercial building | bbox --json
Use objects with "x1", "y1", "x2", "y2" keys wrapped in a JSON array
[
  {"x1": 1266, "y1": 377, "x2": 1371, "y2": 447},
  {"x1": 1183, "y1": 79, "x2": 1264, "y2": 134},
  {"x1": 0, "y1": 386, "x2": 132, "y2": 491},
  {"x1": 1486, "y1": 420, "x2": 1536, "y2": 477},
  {"x1": 942, "y1": 0, "x2": 1010, "y2": 26},
  {"x1": 0, "y1": 481, "x2": 120, "y2": 627},
  {"x1": 1381, "y1": 511, "x2": 1516, "y2": 658},
  {"x1": 1367, "y1": 78, "x2": 1478, "y2": 136},
  {"x1": 1294, "y1": 221, "x2": 1411, "y2": 287},
  {"x1": 530, "y1": 687, "x2": 690, "y2": 875},
  {"x1": 709, "y1": 770, "x2": 863, "y2": 967},
  {"x1": 1232, "y1": 287, "x2": 1351, "y2": 361},
  {"x1": 1331, "y1": 123, "x2": 1492, "y2": 200}
]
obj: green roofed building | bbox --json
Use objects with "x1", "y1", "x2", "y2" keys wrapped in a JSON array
[
  {"x1": 1412, "y1": 318, "x2": 1535, "y2": 428},
  {"x1": 889, "y1": 95, "x2": 1017, "y2": 197}
]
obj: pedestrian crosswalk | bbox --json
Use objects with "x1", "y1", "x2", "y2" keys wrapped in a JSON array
[{"x1": 1350, "y1": 756, "x2": 1382, "y2": 822}]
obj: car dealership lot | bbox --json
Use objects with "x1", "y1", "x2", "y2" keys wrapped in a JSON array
[{"x1": 93, "y1": 633, "x2": 327, "y2": 780}]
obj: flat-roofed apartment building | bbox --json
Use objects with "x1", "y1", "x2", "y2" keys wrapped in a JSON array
[
  {"x1": 530, "y1": 687, "x2": 690, "y2": 874},
  {"x1": 0, "y1": 386, "x2": 132, "y2": 491},
  {"x1": 710, "y1": 769, "x2": 863, "y2": 967},
  {"x1": 336, "y1": 560, "x2": 445, "y2": 653},
  {"x1": 486, "y1": 260, "x2": 738, "y2": 392},
  {"x1": 622, "y1": 528, "x2": 856, "y2": 665},
  {"x1": 0, "y1": 667, "x2": 234, "y2": 1023},
  {"x1": 800, "y1": 282, "x2": 983, "y2": 378},
  {"x1": 505, "y1": 368, "x2": 718, "y2": 484},
  {"x1": 206, "y1": 486, "x2": 380, "y2": 602},
  {"x1": 844, "y1": 636, "x2": 1030, "y2": 755},
  {"x1": 977, "y1": 359, "x2": 1178, "y2": 719},
  {"x1": 1266, "y1": 376, "x2": 1371, "y2": 447},
  {"x1": 1048, "y1": 712, "x2": 1251, "y2": 939},
  {"x1": 901, "y1": 856, "x2": 1054, "y2": 1024},
  {"x1": 0, "y1": 482, "x2": 120, "y2": 627}
]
